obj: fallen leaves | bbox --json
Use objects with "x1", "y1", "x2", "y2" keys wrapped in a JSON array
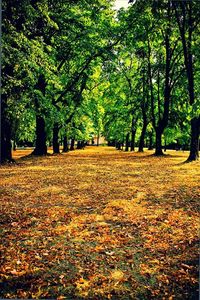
[
  {"x1": 110, "y1": 269, "x2": 125, "y2": 282},
  {"x1": 0, "y1": 146, "x2": 199, "y2": 299}
]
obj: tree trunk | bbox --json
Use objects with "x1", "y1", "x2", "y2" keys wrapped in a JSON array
[
  {"x1": 77, "y1": 141, "x2": 82, "y2": 149},
  {"x1": 174, "y1": 3, "x2": 199, "y2": 161},
  {"x1": 53, "y1": 122, "x2": 60, "y2": 154},
  {"x1": 0, "y1": 116, "x2": 13, "y2": 163},
  {"x1": 63, "y1": 136, "x2": 69, "y2": 152},
  {"x1": 125, "y1": 133, "x2": 129, "y2": 151},
  {"x1": 139, "y1": 64, "x2": 148, "y2": 153},
  {"x1": 148, "y1": 130, "x2": 153, "y2": 150},
  {"x1": 81, "y1": 141, "x2": 85, "y2": 149},
  {"x1": 154, "y1": 10, "x2": 170, "y2": 157},
  {"x1": 1, "y1": 129, "x2": 12, "y2": 163},
  {"x1": 155, "y1": 128, "x2": 164, "y2": 156},
  {"x1": 187, "y1": 116, "x2": 200, "y2": 161},
  {"x1": 32, "y1": 115, "x2": 47, "y2": 155},
  {"x1": 32, "y1": 74, "x2": 47, "y2": 156},
  {"x1": 164, "y1": 139, "x2": 167, "y2": 152},
  {"x1": 0, "y1": 98, "x2": 12, "y2": 163},
  {"x1": 97, "y1": 132, "x2": 100, "y2": 146},
  {"x1": 12, "y1": 119, "x2": 18, "y2": 151},
  {"x1": 13, "y1": 139, "x2": 17, "y2": 151},
  {"x1": 130, "y1": 129, "x2": 136, "y2": 151},
  {"x1": 148, "y1": 4, "x2": 171, "y2": 157},
  {"x1": 70, "y1": 138, "x2": 75, "y2": 151},
  {"x1": 116, "y1": 141, "x2": 121, "y2": 150},
  {"x1": 138, "y1": 121, "x2": 147, "y2": 152}
]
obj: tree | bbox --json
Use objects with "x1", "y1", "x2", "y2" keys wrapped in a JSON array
[
  {"x1": 1, "y1": 0, "x2": 119, "y2": 160},
  {"x1": 1, "y1": 0, "x2": 32, "y2": 162},
  {"x1": 127, "y1": 0, "x2": 188, "y2": 156},
  {"x1": 173, "y1": 0, "x2": 200, "y2": 161}
]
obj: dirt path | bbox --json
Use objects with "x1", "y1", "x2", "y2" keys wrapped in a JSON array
[{"x1": 0, "y1": 147, "x2": 199, "y2": 299}]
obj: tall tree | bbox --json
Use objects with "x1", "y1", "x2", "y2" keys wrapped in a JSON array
[{"x1": 173, "y1": 0, "x2": 200, "y2": 161}]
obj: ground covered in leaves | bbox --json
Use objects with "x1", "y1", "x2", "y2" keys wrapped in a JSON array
[{"x1": 0, "y1": 146, "x2": 199, "y2": 299}]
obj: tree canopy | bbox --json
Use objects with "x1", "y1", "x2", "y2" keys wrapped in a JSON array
[{"x1": 1, "y1": 0, "x2": 200, "y2": 162}]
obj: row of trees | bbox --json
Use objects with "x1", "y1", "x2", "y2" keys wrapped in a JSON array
[
  {"x1": 1, "y1": 0, "x2": 199, "y2": 163},
  {"x1": 1, "y1": 0, "x2": 118, "y2": 162},
  {"x1": 102, "y1": 0, "x2": 200, "y2": 159}
]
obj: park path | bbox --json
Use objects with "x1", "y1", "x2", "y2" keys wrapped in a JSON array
[{"x1": 0, "y1": 146, "x2": 199, "y2": 299}]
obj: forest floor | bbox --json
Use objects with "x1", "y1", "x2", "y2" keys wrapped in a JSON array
[{"x1": 0, "y1": 146, "x2": 199, "y2": 299}]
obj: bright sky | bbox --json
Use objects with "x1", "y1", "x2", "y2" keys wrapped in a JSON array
[{"x1": 113, "y1": 0, "x2": 130, "y2": 10}]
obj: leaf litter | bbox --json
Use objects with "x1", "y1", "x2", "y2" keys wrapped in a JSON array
[{"x1": 0, "y1": 146, "x2": 199, "y2": 299}]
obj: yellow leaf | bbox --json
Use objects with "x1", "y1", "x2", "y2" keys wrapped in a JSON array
[{"x1": 110, "y1": 270, "x2": 124, "y2": 281}]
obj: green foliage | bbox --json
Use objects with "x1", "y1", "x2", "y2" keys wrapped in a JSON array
[{"x1": 2, "y1": 0, "x2": 199, "y2": 155}]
